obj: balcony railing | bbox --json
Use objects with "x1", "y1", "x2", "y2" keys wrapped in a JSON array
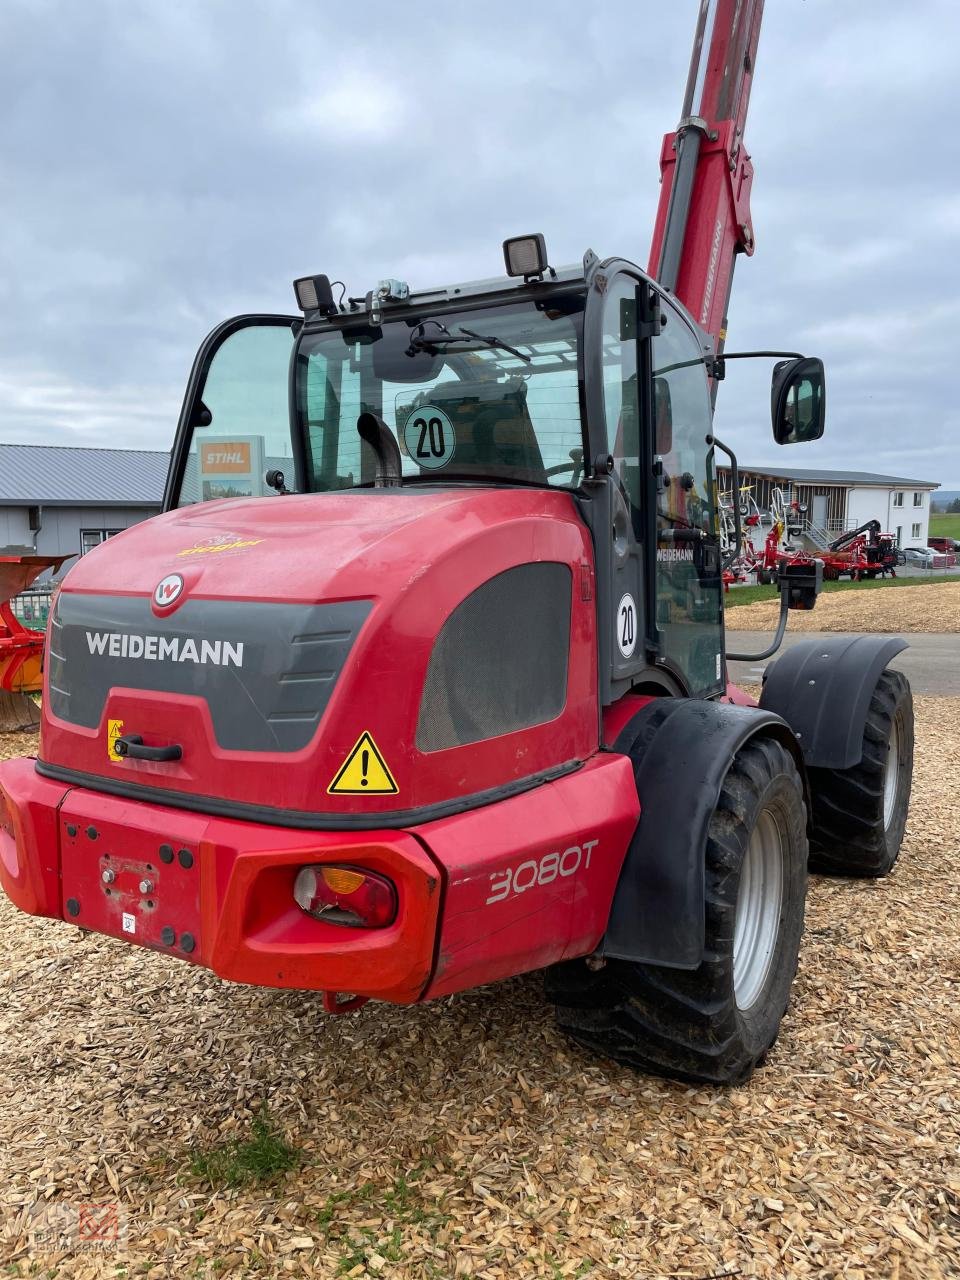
[{"x1": 10, "y1": 588, "x2": 54, "y2": 631}]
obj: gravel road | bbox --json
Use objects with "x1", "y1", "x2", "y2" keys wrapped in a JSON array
[{"x1": 728, "y1": 631, "x2": 960, "y2": 695}]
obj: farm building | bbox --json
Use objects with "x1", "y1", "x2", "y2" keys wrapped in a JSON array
[
  {"x1": 0, "y1": 444, "x2": 168, "y2": 578},
  {"x1": 715, "y1": 464, "x2": 940, "y2": 549}
]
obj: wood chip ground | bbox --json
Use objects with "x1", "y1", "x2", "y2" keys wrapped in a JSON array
[
  {"x1": 726, "y1": 580, "x2": 960, "y2": 633},
  {"x1": 1, "y1": 696, "x2": 958, "y2": 1278}
]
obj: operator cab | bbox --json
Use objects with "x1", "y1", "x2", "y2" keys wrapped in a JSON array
[{"x1": 165, "y1": 239, "x2": 824, "y2": 705}]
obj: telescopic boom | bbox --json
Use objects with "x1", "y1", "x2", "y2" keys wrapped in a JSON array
[{"x1": 649, "y1": 0, "x2": 764, "y2": 360}]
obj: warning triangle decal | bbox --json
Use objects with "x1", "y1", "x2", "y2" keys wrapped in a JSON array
[{"x1": 327, "y1": 732, "x2": 399, "y2": 795}]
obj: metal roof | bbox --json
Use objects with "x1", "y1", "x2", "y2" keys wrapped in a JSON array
[
  {"x1": 717, "y1": 464, "x2": 939, "y2": 490},
  {"x1": 0, "y1": 444, "x2": 168, "y2": 507}
]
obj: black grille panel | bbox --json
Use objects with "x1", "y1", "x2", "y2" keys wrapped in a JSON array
[
  {"x1": 49, "y1": 593, "x2": 371, "y2": 753},
  {"x1": 417, "y1": 563, "x2": 571, "y2": 752}
]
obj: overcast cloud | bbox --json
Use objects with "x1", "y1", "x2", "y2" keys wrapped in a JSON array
[{"x1": 1, "y1": 0, "x2": 958, "y2": 484}]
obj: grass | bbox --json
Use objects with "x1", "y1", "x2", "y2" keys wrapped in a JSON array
[
  {"x1": 314, "y1": 1163, "x2": 450, "y2": 1274},
  {"x1": 724, "y1": 572, "x2": 960, "y2": 609},
  {"x1": 930, "y1": 512, "x2": 960, "y2": 538},
  {"x1": 188, "y1": 1106, "x2": 300, "y2": 1188}
]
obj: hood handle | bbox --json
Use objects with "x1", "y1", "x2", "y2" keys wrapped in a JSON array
[{"x1": 113, "y1": 734, "x2": 183, "y2": 763}]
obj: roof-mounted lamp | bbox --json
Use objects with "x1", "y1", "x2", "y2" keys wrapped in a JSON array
[
  {"x1": 503, "y1": 234, "x2": 551, "y2": 281},
  {"x1": 293, "y1": 274, "x2": 338, "y2": 315}
]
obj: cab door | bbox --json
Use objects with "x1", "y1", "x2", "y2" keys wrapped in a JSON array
[
  {"x1": 587, "y1": 265, "x2": 722, "y2": 701},
  {"x1": 163, "y1": 315, "x2": 301, "y2": 510},
  {"x1": 650, "y1": 297, "x2": 723, "y2": 696}
]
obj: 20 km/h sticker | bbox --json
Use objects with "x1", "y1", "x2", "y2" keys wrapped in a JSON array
[
  {"x1": 616, "y1": 593, "x2": 638, "y2": 658},
  {"x1": 402, "y1": 405, "x2": 456, "y2": 470},
  {"x1": 327, "y1": 732, "x2": 399, "y2": 795}
]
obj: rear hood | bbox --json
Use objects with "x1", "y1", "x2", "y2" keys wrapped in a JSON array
[
  {"x1": 40, "y1": 488, "x2": 597, "y2": 821},
  {"x1": 60, "y1": 491, "x2": 474, "y2": 602}
]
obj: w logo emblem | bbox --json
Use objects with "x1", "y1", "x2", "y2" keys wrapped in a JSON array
[{"x1": 153, "y1": 573, "x2": 184, "y2": 609}]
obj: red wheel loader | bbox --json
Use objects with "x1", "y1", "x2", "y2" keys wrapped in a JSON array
[{"x1": 0, "y1": 1, "x2": 915, "y2": 1083}]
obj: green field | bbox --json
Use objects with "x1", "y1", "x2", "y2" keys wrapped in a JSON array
[
  {"x1": 724, "y1": 572, "x2": 960, "y2": 609},
  {"x1": 930, "y1": 512, "x2": 960, "y2": 538}
]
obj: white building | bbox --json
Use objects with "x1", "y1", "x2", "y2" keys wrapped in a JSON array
[{"x1": 715, "y1": 465, "x2": 939, "y2": 549}]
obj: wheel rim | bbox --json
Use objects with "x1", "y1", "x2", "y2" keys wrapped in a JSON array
[
  {"x1": 883, "y1": 718, "x2": 901, "y2": 830},
  {"x1": 733, "y1": 809, "x2": 784, "y2": 1011}
]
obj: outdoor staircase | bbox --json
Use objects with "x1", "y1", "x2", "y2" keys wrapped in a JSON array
[{"x1": 800, "y1": 521, "x2": 831, "y2": 551}]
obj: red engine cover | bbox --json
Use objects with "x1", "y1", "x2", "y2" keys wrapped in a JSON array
[{"x1": 40, "y1": 489, "x2": 598, "y2": 821}]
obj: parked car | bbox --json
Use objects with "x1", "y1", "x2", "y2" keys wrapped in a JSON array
[
  {"x1": 928, "y1": 536, "x2": 960, "y2": 553},
  {"x1": 903, "y1": 546, "x2": 937, "y2": 567}
]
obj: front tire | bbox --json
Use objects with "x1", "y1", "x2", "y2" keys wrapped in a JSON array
[
  {"x1": 546, "y1": 738, "x2": 808, "y2": 1085},
  {"x1": 807, "y1": 670, "x2": 913, "y2": 877}
]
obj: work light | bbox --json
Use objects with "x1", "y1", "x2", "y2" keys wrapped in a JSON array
[
  {"x1": 503, "y1": 234, "x2": 549, "y2": 279},
  {"x1": 293, "y1": 273, "x2": 336, "y2": 314}
]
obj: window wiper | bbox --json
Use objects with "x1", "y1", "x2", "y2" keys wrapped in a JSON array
[
  {"x1": 406, "y1": 322, "x2": 531, "y2": 364},
  {"x1": 456, "y1": 327, "x2": 532, "y2": 364}
]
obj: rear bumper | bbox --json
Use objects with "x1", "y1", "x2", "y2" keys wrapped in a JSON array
[
  {"x1": 0, "y1": 757, "x2": 440, "y2": 1004},
  {"x1": 0, "y1": 753, "x2": 640, "y2": 1004}
]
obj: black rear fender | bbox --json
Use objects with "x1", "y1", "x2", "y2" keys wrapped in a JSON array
[{"x1": 759, "y1": 635, "x2": 908, "y2": 769}]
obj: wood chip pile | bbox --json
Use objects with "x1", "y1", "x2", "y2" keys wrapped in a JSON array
[
  {"x1": 1, "y1": 698, "x2": 958, "y2": 1279},
  {"x1": 726, "y1": 580, "x2": 960, "y2": 633}
]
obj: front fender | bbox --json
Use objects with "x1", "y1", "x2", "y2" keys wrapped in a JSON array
[
  {"x1": 759, "y1": 635, "x2": 908, "y2": 769},
  {"x1": 604, "y1": 698, "x2": 804, "y2": 969}
]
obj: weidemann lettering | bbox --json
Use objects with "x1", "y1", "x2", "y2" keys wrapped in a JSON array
[{"x1": 85, "y1": 631, "x2": 244, "y2": 667}]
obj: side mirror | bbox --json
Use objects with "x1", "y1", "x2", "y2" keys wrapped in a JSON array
[
  {"x1": 771, "y1": 356, "x2": 825, "y2": 445},
  {"x1": 781, "y1": 556, "x2": 823, "y2": 610}
]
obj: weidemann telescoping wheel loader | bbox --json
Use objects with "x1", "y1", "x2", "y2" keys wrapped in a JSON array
[{"x1": 0, "y1": 0, "x2": 914, "y2": 1083}]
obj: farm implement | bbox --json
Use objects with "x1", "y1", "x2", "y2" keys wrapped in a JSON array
[{"x1": 0, "y1": 555, "x2": 70, "y2": 731}]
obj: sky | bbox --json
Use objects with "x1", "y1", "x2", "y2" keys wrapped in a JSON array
[{"x1": 1, "y1": 0, "x2": 958, "y2": 486}]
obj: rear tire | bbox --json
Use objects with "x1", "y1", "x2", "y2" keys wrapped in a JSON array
[
  {"x1": 807, "y1": 670, "x2": 913, "y2": 877},
  {"x1": 546, "y1": 738, "x2": 808, "y2": 1085}
]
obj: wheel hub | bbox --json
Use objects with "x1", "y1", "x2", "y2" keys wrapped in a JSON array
[
  {"x1": 733, "y1": 808, "x2": 784, "y2": 1011},
  {"x1": 883, "y1": 718, "x2": 901, "y2": 830}
]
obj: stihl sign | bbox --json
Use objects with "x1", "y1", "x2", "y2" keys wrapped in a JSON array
[{"x1": 200, "y1": 442, "x2": 252, "y2": 474}]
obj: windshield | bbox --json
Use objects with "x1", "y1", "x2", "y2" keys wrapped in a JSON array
[{"x1": 296, "y1": 295, "x2": 585, "y2": 489}]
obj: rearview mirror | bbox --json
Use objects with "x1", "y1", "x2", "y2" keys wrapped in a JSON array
[
  {"x1": 368, "y1": 323, "x2": 442, "y2": 383},
  {"x1": 654, "y1": 376, "x2": 672, "y2": 454},
  {"x1": 771, "y1": 356, "x2": 825, "y2": 445}
]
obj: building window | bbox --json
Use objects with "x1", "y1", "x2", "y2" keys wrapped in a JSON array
[
  {"x1": 912, "y1": 523, "x2": 922, "y2": 539},
  {"x1": 895, "y1": 526, "x2": 902, "y2": 546},
  {"x1": 913, "y1": 492, "x2": 923, "y2": 507},
  {"x1": 893, "y1": 492, "x2": 904, "y2": 507},
  {"x1": 80, "y1": 529, "x2": 122, "y2": 555}
]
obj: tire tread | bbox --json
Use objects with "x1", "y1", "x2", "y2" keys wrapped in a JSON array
[{"x1": 546, "y1": 738, "x2": 808, "y2": 1085}]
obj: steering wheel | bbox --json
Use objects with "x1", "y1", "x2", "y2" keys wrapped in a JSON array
[{"x1": 545, "y1": 449, "x2": 584, "y2": 485}]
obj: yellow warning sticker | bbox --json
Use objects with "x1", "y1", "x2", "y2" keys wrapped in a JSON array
[
  {"x1": 107, "y1": 719, "x2": 124, "y2": 761},
  {"x1": 327, "y1": 732, "x2": 398, "y2": 795}
]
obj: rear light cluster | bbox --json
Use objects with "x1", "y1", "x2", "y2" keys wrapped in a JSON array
[{"x1": 293, "y1": 865, "x2": 397, "y2": 929}]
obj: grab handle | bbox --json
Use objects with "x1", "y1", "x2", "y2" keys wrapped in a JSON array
[{"x1": 113, "y1": 734, "x2": 182, "y2": 763}]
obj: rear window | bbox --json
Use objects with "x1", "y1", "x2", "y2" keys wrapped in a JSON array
[{"x1": 296, "y1": 296, "x2": 587, "y2": 490}]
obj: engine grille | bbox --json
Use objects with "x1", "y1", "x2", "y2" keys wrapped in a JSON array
[{"x1": 417, "y1": 563, "x2": 571, "y2": 752}]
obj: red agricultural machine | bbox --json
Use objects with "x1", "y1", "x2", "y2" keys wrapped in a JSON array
[
  {"x1": 819, "y1": 520, "x2": 899, "y2": 580},
  {"x1": 0, "y1": 1, "x2": 915, "y2": 1084},
  {"x1": 0, "y1": 555, "x2": 70, "y2": 731}
]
